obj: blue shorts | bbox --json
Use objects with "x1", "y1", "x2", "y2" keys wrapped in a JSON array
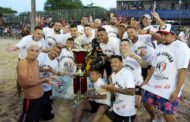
[{"x1": 143, "y1": 90, "x2": 180, "y2": 114}]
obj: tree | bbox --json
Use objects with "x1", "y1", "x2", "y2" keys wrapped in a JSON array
[
  {"x1": 44, "y1": 0, "x2": 83, "y2": 10},
  {"x1": 0, "y1": 7, "x2": 17, "y2": 17}
]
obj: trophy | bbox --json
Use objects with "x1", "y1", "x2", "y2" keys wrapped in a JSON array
[{"x1": 72, "y1": 49, "x2": 87, "y2": 103}]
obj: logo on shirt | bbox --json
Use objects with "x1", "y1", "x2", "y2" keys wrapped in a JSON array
[{"x1": 156, "y1": 61, "x2": 167, "y2": 73}]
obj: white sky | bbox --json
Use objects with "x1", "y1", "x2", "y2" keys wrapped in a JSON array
[{"x1": 0, "y1": 0, "x2": 116, "y2": 13}]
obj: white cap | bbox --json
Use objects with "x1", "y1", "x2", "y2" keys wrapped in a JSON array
[{"x1": 142, "y1": 14, "x2": 152, "y2": 20}]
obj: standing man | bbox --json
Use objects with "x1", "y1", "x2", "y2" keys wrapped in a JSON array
[
  {"x1": 142, "y1": 24, "x2": 190, "y2": 122},
  {"x1": 96, "y1": 28, "x2": 120, "y2": 76},
  {"x1": 7, "y1": 26, "x2": 45, "y2": 59},
  {"x1": 44, "y1": 21, "x2": 66, "y2": 49},
  {"x1": 17, "y1": 44, "x2": 54, "y2": 122},
  {"x1": 38, "y1": 45, "x2": 62, "y2": 120},
  {"x1": 102, "y1": 55, "x2": 136, "y2": 122}
]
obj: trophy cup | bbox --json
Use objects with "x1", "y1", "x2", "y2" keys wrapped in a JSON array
[{"x1": 73, "y1": 49, "x2": 87, "y2": 103}]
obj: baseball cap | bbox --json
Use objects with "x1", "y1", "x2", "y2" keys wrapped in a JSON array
[
  {"x1": 157, "y1": 24, "x2": 176, "y2": 35},
  {"x1": 142, "y1": 14, "x2": 152, "y2": 20}
]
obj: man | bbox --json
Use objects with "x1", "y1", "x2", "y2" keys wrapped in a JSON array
[
  {"x1": 70, "y1": 24, "x2": 85, "y2": 49},
  {"x1": 74, "y1": 62, "x2": 110, "y2": 122},
  {"x1": 96, "y1": 27, "x2": 120, "y2": 76},
  {"x1": 142, "y1": 24, "x2": 190, "y2": 122},
  {"x1": 120, "y1": 39, "x2": 145, "y2": 121},
  {"x1": 44, "y1": 21, "x2": 66, "y2": 49},
  {"x1": 102, "y1": 16, "x2": 119, "y2": 38},
  {"x1": 126, "y1": 25, "x2": 160, "y2": 79},
  {"x1": 82, "y1": 24, "x2": 95, "y2": 51},
  {"x1": 101, "y1": 55, "x2": 136, "y2": 122},
  {"x1": 17, "y1": 44, "x2": 54, "y2": 122},
  {"x1": 7, "y1": 26, "x2": 45, "y2": 59},
  {"x1": 37, "y1": 45, "x2": 62, "y2": 120},
  {"x1": 77, "y1": 16, "x2": 89, "y2": 33},
  {"x1": 141, "y1": 14, "x2": 158, "y2": 32}
]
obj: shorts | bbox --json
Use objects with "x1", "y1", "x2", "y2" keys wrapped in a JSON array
[
  {"x1": 141, "y1": 65, "x2": 151, "y2": 79},
  {"x1": 107, "y1": 109, "x2": 136, "y2": 122},
  {"x1": 135, "y1": 86, "x2": 143, "y2": 96},
  {"x1": 41, "y1": 90, "x2": 54, "y2": 120},
  {"x1": 19, "y1": 95, "x2": 46, "y2": 122},
  {"x1": 89, "y1": 101, "x2": 104, "y2": 113},
  {"x1": 143, "y1": 90, "x2": 180, "y2": 114}
]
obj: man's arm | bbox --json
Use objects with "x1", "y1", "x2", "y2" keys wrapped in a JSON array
[
  {"x1": 141, "y1": 66, "x2": 155, "y2": 86},
  {"x1": 101, "y1": 84, "x2": 135, "y2": 96},
  {"x1": 6, "y1": 45, "x2": 19, "y2": 51},
  {"x1": 131, "y1": 53, "x2": 148, "y2": 68},
  {"x1": 170, "y1": 68, "x2": 187, "y2": 101},
  {"x1": 17, "y1": 60, "x2": 48, "y2": 88}
]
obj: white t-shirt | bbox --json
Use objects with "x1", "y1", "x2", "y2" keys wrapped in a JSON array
[
  {"x1": 102, "y1": 25, "x2": 118, "y2": 38},
  {"x1": 130, "y1": 35, "x2": 155, "y2": 65},
  {"x1": 38, "y1": 52, "x2": 59, "y2": 91},
  {"x1": 57, "y1": 48, "x2": 76, "y2": 75},
  {"x1": 94, "y1": 77, "x2": 111, "y2": 106},
  {"x1": 74, "y1": 34, "x2": 85, "y2": 49},
  {"x1": 77, "y1": 25, "x2": 84, "y2": 34},
  {"x1": 122, "y1": 31, "x2": 128, "y2": 39},
  {"x1": 44, "y1": 29, "x2": 66, "y2": 49},
  {"x1": 100, "y1": 37, "x2": 120, "y2": 57},
  {"x1": 123, "y1": 56, "x2": 143, "y2": 86},
  {"x1": 16, "y1": 35, "x2": 45, "y2": 59},
  {"x1": 43, "y1": 27, "x2": 53, "y2": 37},
  {"x1": 111, "y1": 68, "x2": 136, "y2": 116},
  {"x1": 142, "y1": 40, "x2": 190, "y2": 100}
]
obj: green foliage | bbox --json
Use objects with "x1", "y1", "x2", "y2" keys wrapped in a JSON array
[
  {"x1": 0, "y1": 7, "x2": 17, "y2": 15},
  {"x1": 44, "y1": 0, "x2": 83, "y2": 10}
]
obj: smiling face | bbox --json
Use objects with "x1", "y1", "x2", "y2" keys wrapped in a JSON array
[
  {"x1": 54, "y1": 22, "x2": 62, "y2": 33},
  {"x1": 96, "y1": 31, "x2": 108, "y2": 43},
  {"x1": 111, "y1": 57, "x2": 123, "y2": 73},
  {"x1": 49, "y1": 46, "x2": 61, "y2": 59},
  {"x1": 27, "y1": 45, "x2": 40, "y2": 60},
  {"x1": 120, "y1": 41, "x2": 131, "y2": 55},
  {"x1": 127, "y1": 27, "x2": 137, "y2": 42}
]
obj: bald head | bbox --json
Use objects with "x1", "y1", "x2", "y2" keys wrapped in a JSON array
[
  {"x1": 94, "y1": 19, "x2": 102, "y2": 28},
  {"x1": 27, "y1": 44, "x2": 40, "y2": 60}
]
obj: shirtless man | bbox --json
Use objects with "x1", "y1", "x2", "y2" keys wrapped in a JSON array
[{"x1": 17, "y1": 44, "x2": 53, "y2": 122}]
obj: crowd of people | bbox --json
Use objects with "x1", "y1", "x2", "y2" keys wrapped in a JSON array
[{"x1": 6, "y1": 10, "x2": 190, "y2": 122}]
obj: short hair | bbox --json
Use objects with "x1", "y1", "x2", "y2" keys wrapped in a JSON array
[
  {"x1": 126, "y1": 25, "x2": 136, "y2": 30},
  {"x1": 34, "y1": 26, "x2": 42, "y2": 31},
  {"x1": 67, "y1": 38, "x2": 74, "y2": 41},
  {"x1": 54, "y1": 20, "x2": 62, "y2": 24},
  {"x1": 121, "y1": 39, "x2": 131, "y2": 44},
  {"x1": 97, "y1": 27, "x2": 106, "y2": 32},
  {"x1": 70, "y1": 24, "x2": 77, "y2": 28},
  {"x1": 111, "y1": 55, "x2": 122, "y2": 62},
  {"x1": 90, "y1": 60, "x2": 104, "y2": 75}
]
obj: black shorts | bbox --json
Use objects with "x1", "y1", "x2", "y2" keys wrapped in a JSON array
[
  {"x1": 89, "y1": 101, "x2": 104, "y2": 113},
  {"x1": 41, "y1": 90, "x2": 54, "y2": 121},
  {"x1": 141, "y1": 65, "x2": 151, "y2": 79},
  {"x1": 135, "y1": 86, "x2": 143, "y2": 96},
  {"x1": 19, "y1": 95, "x2": 46, "y2": 122},
  {"x1": 107, "y1": 110, "x2": 136, "y2": 122}
]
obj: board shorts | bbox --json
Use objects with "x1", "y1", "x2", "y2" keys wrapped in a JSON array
[{"x1": 143, "y1": 90, "x2": 180, "y2": 114}]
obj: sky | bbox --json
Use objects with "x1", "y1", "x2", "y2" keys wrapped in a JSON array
[{"x1": 0, "y1": 0, "x2": 116, "y2": 13}]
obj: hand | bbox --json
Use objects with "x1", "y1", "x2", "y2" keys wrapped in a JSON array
[
  {"x1": 139, "y1": 48, "x2": 147, "y2": 58},
  {"x1": 151, "y1": 10, "x2": 161, "y2": 20},
  {"x1": 169, "y1": 91, "x2": 178, "y2": 102},
  {"x1": 140, "y1": 81, "x2": 147, "y2": 87}
]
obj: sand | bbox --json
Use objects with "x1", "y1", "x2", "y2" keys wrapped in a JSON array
[{"x1": 0, "y1": 39, "x2": 190, "y2": 122}]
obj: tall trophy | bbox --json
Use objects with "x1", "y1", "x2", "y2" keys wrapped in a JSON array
[{"x1": 73, "y1": 49, "x2": 87, "y2": 103}]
